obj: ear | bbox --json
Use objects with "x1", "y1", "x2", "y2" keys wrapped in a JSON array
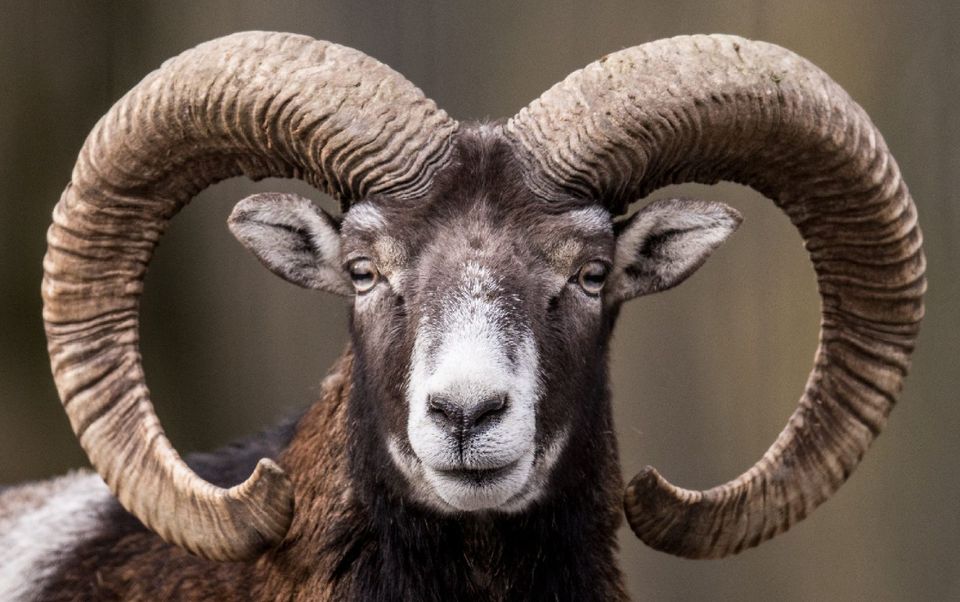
[
  {"x1": 608, "y1": 198, "x2": 742, "y2": 303},
  {"x1": 228, "y1": 192, "x2": 351, "y2": 296}
]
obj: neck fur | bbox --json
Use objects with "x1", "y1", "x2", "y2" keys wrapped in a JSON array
[{"x1": 264, "y1": 349, "x2": 628, "y2": 601}]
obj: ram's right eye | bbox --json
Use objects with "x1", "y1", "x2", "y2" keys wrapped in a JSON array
[
  {"x1": 575, "y1": 260, "x2": 609, "y2": 296},
  {"x1": 348, "y1": 258, "x2": 379, "y2": 293}
]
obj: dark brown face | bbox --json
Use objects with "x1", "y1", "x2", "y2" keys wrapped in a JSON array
[
  {"x1": 230, "y1": 125, "x2": 740, "y2": 514},
  {"x1": 340, "y1": 128, "x2": 617, "y2": 511}
]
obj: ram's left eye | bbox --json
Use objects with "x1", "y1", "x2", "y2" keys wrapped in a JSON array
[
  {"x1": 576, "y1": 260, "x2": 608, "y2": 296},
  {"x1": 348, "y1": 258, "x2": 379, "y2": 293}
]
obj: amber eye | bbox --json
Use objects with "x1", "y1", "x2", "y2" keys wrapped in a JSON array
[
  {"x1": 348, "y1": 258, "x2": 379, "y2": 293},
  {"x1": 577, "y1": 260, "x2": 608, "y2": 296}
]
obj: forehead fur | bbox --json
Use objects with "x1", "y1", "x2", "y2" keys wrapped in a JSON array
[{"x1": 342, "y1": 124, "x2": 613, "y2": 274}]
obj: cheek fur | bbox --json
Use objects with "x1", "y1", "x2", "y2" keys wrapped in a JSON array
[{"x1": 352, "y1": 286, "x2": 414, "y2": 440}]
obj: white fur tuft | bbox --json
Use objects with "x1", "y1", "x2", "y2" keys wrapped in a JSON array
[
  {"x1": 0, "y1": 470, "x2": 112, "y2": 600},
  {"x1": 402, "y1": 261, "x2": 545, "y2": 512},
  {"x1": 344, "y1": 202, "x2": 386, "y2": 231}
]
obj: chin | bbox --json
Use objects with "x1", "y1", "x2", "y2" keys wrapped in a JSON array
[{"x1": 388, "y1": 431, "x2": 572, "y2": 515}]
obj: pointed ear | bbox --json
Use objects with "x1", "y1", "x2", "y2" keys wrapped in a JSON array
[
  {"x1": 228, "y1": 192, "x2": 351, "y2": 296},
  {"x1": 608, "y1": 198, "x2": 742, "y2": 303}
]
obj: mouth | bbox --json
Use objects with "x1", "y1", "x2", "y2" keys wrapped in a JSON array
[
  {"x1": 421, "y1": 452, "x2": 534, "y2": 512},
  {"x1": 434, "y1": 459, "x2": 521, "y2": 487}
]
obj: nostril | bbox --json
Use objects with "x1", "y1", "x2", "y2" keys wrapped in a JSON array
[
  {"x1": 427, "y1": 393, "x2": 508, "y2": 436},
  {"x1": 427, "y1": 395, "x2": 462, "y2": 427},
  {"x1": 468, "y1": 394, "x2": 507, "y2": 428}
]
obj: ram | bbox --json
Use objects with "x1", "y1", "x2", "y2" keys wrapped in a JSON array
[{"x1": 0, "y1": 32, "x2": 924, "y2": 600}]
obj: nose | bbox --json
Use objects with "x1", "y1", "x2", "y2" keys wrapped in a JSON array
[{"x1": 427, "y1": 393, "x2": 508, "y2": 438}]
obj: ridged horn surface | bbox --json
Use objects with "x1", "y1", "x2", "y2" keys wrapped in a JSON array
[
  {"x1": 507, "y1": 34, "x2": 925, "y2": 558},
  {"x1": 42, "y1": 31, "x2": 457, "y2": 561}
]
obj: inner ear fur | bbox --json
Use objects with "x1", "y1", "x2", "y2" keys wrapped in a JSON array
[
  {"x1": 608, "y1": 198, "x2": 742, "y2": 302},
  {"x1": 228, "y1": 192, "x2": 351, "y2": 296}
]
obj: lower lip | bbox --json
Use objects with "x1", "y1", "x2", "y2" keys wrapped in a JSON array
[{"x1": 436, "y1": 460, "x2": 519, "y2": 486}]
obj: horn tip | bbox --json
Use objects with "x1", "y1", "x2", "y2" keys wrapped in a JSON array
[
  {"x1": 244, "y1": 457, "x2": 295, "y2": 522},
  {"x1": 623, "y1": 466, "x2": 715, "y2": 558},
  {"x1": 623, "y1": 465, "x2": 674, "y2": 521}
]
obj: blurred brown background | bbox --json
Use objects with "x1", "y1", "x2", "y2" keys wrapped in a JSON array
[{"x1": 1, "y1": 1, "x2": 957, "y2": 599}]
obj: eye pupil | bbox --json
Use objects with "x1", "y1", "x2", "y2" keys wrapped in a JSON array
[
  {"x1": 349, "y1": 259, "x2": 378, "y2": 293},
  {"x1": 577, "y1": 261, "x2": 608, "y2": 295}
]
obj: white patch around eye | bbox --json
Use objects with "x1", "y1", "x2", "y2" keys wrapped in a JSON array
[
  {"x1": 0, "y1": 471, "x2": 112, "y2": 600},
  {"x1": 343, "y1": 201, "x2": 385, "y2": 231}
]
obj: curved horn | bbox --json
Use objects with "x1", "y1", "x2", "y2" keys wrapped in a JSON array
[
  {"x1": 507, "y1": 34, "x2": 924, "y2": 558},
  {"x1": 43, "y1": 31, "x2": 457, "y2": 561}
]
